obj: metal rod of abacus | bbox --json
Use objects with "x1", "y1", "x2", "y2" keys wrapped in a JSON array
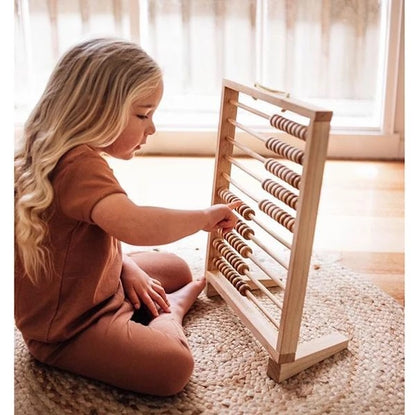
[
  {"x1": 245, "y1": 291, "x2": 280, "y2": 330},
  {"x1": 250, "y1": 215, "x2": 292, "y2": 250},
  {"x1": 227, "y1": 119, "x2": 267, "y2": 143},
  {"x1": 225, "y1": 136, "x2": 301, "y2": 193},
  {"x1": 228, "y1": 156, "x2": 299, "y2": 211},
  {"x1": 247, "y1": 255, "x2": 286, "y2": 289},
  {"x1": 228, "y1": 99, "x2": 308, "y2": 141},
  {"x1": 222, "y1": 172, "x2": 259, "y2": 204},
  {"x1": 222, "y1": 173, "x2": 292, "y2": 258},
  {"x1": 248, "y1": 237, "x2": 289, "y2": 273},
  {"x1": 214, "y1": 237, "x2": 286, "y2": 290},
  {"x1": 229, "y1": 99, "x2": 270, "y2": 120},
  {"x1": 225, "y1": 136, "x2": 266, "y2": 162},
  {"x1": 226, "y1": 156, "x2": 263, "y2": 182},
  {"x1": 214, "y1": 257, "x2": 280, "y2": 330},
  {"x1": 221, "y1": 173, "x2": 290, "y2": 272},
  {"x1": 243, "y1": 269, "x2": 284, "y2": 308}
]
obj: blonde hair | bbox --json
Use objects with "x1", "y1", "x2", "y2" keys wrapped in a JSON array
[{"x1": 15, "y1": 38, "x2": 162, "y2": 284}]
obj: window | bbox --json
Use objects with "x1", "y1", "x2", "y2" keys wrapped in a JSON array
[{"x1": 15, "y1": 0, "x2": 403, "y2": 157}]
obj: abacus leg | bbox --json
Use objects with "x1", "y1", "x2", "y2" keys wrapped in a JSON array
[{"x1": 267, "y1": 333, "x2": 349, "y2": 382}]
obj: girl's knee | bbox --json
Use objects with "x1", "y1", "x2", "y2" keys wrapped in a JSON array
[
  {"x1": 166, "y1": 253, "x2": 193, "y2": 286},
  {"x1": 153, "y1": 346, "x2": 194, "y2": 396},
  {"x1": 130, "y1": 251, "x2": 193, "y2": 291}
]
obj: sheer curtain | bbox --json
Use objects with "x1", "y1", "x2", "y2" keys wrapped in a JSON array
[{"x1": 14, "y1": 0, "x2": 403, "y2": 157}]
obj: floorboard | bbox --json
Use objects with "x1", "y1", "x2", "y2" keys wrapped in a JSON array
[{"x1": 107, "y1": 157, "x2": 404, "y2": 306}]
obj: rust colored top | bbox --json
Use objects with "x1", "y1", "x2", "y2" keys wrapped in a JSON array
[{"x1": 15, "y1": 145, "x2": 127, "y2": 343}]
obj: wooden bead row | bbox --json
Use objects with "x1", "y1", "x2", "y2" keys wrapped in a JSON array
[
  {"x1": 213, "y1": 257, "x2": 249, "y2": 296},
  {"x1": 262, "y1": 179, "x2": 298, "y2": 210},
  {"x1": 258, "y1": 200, "x2": 296, "y2": 232},
  {"x1": 265, "y1": 137, "x2": 304, "y2": 165},
  {"x1": 264, "y1": 159, "x2": 301, "y2": 190},
  {"x1": 270, "y1": 114, "x2": 308, "y2": 141},
  {"x1": 213, "y1": 238, "x2": 249, "y2": 275},
  {"x1": 218, "y1": 187, "x2": 255, "y2": 220},
  {"x1": 223, "y1": 231, "x2": 253, "y2": 258},
  {"x1": 235, "y1": 219, "x2": 255, "y2": 240}
]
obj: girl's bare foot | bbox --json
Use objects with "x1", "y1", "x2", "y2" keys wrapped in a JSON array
[{"x1": 166, "y1": 278, "x2": 206, "y2": 324}]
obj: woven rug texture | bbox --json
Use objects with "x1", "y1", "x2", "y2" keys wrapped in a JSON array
[{"x1": 14, "y1": 246, "x2": 404, "y2": 415}]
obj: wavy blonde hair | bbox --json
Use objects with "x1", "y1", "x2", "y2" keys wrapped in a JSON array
[{"x1": 15, "y1": 38, "x2": 162, "y2": 284}]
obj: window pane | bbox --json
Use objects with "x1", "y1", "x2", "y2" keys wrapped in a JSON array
[
  {"x1": 14, "y1": 0, "x2": 392, "y2": 131},
  {"x1": 144, "y1": 0, "x2": 257, "y2": 128},
  {"x1": 261, "y1": 0, "x2": 383, "y2": 128}
]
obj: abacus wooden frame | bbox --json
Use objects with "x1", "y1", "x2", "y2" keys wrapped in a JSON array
[{"x1": 204, "y1": 79, "x2": 349, "y2": 382}]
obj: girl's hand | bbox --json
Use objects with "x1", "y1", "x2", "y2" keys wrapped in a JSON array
[
  {"x1": 203, "y1": 201, "x2": 241, "y2": 234},
  {"x1": 121, "y1": 256, "x2": 170, "y2": 317}
]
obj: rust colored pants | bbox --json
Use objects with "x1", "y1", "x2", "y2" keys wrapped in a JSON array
[{"x1": 26, "y1": 252, "x2": 195, "y2": 396}]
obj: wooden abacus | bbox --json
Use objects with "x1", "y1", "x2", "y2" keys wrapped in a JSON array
[{"x1": 204, "y1": 79, "x2": 349, "y2": 382}]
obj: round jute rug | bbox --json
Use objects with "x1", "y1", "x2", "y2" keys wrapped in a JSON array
[{"x1": 14, "y1": 248, "x2": 404, "y2": 414}]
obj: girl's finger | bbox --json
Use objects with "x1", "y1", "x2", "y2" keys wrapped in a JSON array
[
  {"x1": 217, "y1": 218, "x2": 237, "y2": 231},
  {"x1": 227, "y1": 201, "x2": 243, "y2": 210},
  {"x1": 142, "y1": 293, "x2": 159, "y2": 317},
  {"x1": 152, "y1": 282, "x2": 170, "y2": 306},
  {"x1": 127, "y1": 288, "x2": 141, "y2": 310},
  {"x1": 150, "y1": 289, "x2": 171, "y2": 313}
]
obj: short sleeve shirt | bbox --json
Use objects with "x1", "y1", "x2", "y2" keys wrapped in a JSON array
[{"x1": 15, "y1": 145, "x2": 127, "y2": 343}]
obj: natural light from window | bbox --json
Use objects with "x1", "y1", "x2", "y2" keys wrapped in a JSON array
[{"x1": 14, "y1": 0, "x2": 398, "y2": 134}]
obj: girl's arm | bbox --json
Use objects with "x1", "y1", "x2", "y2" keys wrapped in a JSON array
[{"x1": 91, "y1": 193, "x2": 240, "y2": 246}]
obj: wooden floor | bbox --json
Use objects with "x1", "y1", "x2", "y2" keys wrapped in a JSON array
[
  {"x1": 108, "y1": 157, "x2": 404, "y2": 307},
  {"x1": 315, "y1": 160, "x2": 404, "y2": 306}
]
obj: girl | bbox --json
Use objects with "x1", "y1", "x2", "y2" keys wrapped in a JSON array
[{"x1": 14, "y1": 38, "x2": 239, "y2": 396}]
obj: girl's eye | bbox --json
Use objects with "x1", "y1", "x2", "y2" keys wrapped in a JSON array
[{"x1": 136, "y1": 115, "x2": 148, "y2": 120}]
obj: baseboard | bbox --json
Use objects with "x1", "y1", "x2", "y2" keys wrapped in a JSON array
[
  {"x1": 138, "y1": 129, "x2": 404, "y2": 160},
  {"x1": 14, "y1": 125, "x2": 404, "y2": 160}
]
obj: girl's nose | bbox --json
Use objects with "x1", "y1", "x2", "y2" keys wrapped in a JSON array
[{"x1": 147, "y1": 120, "x2": 156, "y2": 136}]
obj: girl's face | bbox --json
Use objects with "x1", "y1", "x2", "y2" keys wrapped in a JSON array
[{"x1": 103, "y1": 81, "x2": 164, "y2": 160}]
